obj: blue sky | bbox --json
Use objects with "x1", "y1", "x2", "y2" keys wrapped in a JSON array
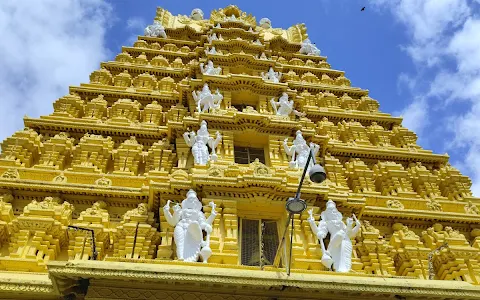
[{"x1": 1, "y1": 0, "x2": 480, "y2": 195}]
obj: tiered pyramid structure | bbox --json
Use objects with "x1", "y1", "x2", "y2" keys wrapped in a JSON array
[{"x1": 0, "y1": 5, "x2": 479, "y2": 300}]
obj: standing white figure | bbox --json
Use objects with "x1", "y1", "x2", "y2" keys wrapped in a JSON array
[
  {"x1": 207, "y1": 33, "x2": 223, "y2": 43},
  {"x1": 192, "y1": 83, "x2": 223, "y2": 113},
  {"x1": 144, "y1": 20, "x2": 167, "y2": 38},
  {"x1": 200, "y1": 60, "x2": 222, "y2": 75},
  {"x1": 283, "y1": 130, "x2": 320, "y2": 169},
  {"x1": 204, "y1": 46, "x2": 219, "y2": 55},
  {"x1": 261, "y1": 67, "x2": 282, "y2": 83},
  {"x1": 299, "y1": 39, "x2": 321, "y2": 56},
  {"x1": 163, "y1": 189, "x2": 217, "y2": 263},
  {"x1": 307, "y1": 200, "x2": 361, "y2": 272},
  {"x1": 270, "y1": 93, "x2": 306, "y2": 117},
  {"x1": 183, "y1": 120, "x2": 222, "y2": 166},
  {"x1": 190, "y1": 8, "x2": 204, "y2": 20}
]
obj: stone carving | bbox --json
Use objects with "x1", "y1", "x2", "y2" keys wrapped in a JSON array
[
  {"x1": 207, "y1": 33, "x2": 223, "y2": 43},
  {"x1": 1, "y1": 168, "x2": 19, "y2": 179},
  {"x1": 257, "y1": 52, "x2": 268, "y2": 60},
  {"x1": 190, "y1": 8, "x2": 204, "y2": 20},
  {"x1": 200, "y1": 60, "x2": 222, "y2": 75},
  {"x1": 253, "y1": 39, "x2": 262, "y2": 45},
  {"x1": 52, "y1": 172, "x2": 67, "y2": 183},
  {"x1": 386, "y1": 199, "x2": 404, "y2": 209},
  {"x1": 144, "y1": 20, "x2": 167, "y2": 38},
  {"x1": 308, "y1": 200, "x2": 361, "y2": 272},
  {"x1": 426, "y1": 198, "x2": 442, "y2": 211},
  {"x1": 95, "y1": 176, "x2": 112, "y2": 187},
  {"x1": 261, "y1": 67, "x2": 282, "y2": 83},
  {"x1": 283, "y1": 130, "x2": 319, "y2": 170},
  {"x1": 270, "y1": 92, "x2": 305, "y2": 117},
  {"x1": 81, "y1": 201, "x2": 108, "y2": 217},
  {"x1": 465, "y1": 201, "x2": 479, "y2": 215},
  {"x1": 192, "y1": 83, "x2": 223, "y2": 113},
  {"x1": 259, "y1": 18, "x2": 272, "y2": 29},
  {"x1": 183, "y1": 120, "x2": 222, "y2": 166},
  {"x1": 124, "y1": 203, "x2": 148, "y2": 219},
  {"x1": 163, "y1": 190, "x2": 217, "y2": 262},
  {"x1": 299, "y1": 39, "x2": 321, "y2": 56},
  {"x1": 204, "y1": 46, "x2": 221, "y2": 55}
]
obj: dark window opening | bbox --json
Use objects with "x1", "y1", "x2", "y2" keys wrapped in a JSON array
[
  {"x1": 234, "y1": 146, "x2": 265, "y2": 164},
  {"x1": 240, "y1": 219, "x2": 279, "y2": 267}
]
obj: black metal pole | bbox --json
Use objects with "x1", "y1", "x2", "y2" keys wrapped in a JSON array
[
  {"x1": 293, "y1": 149, "x2": 316, "y2": 200},
  {"x1": 68, "y1": 225, "x2": 98, "y2": 260},
  {"x1": 287, "y1": 214, "x2": 295, "y2": 276},
  {"x1": 273, "y1": 213, "x2": 292, "y2": 268},
  {"x1": 131, "y1": 222, "x2": 140, "y2": 259}
]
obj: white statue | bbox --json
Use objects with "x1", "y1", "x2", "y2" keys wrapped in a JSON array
[
  {"x1": 215, "y1": 23, "x2": 222, "y2": 28},
  {"x1": 163, "y1": 190, "x2": 217, "y2": 263},
  {"x1": 248, "y1": 27, "x2": 254, "y2": 32},
  {"x1": 204, "y1": 46, "x2": 220, "y2": 55},
  {"x1": 270, "y1": 92, "x2": 305, "y2": 117},
  {"x1": 200, "y1": 60, "x2": 222, "y2": 75},
  {"x1": 257, "y1": 52, "x2": 268, "y2": 60},
  {"x1": 253, "y1": 39, "x2": 262, "y2": 45},
  {"x1": 183, "y1": 120, "x2": 222, "y2": 165},
  {"x1": 144, "y1": 20, "x2": 167, "y2": 38},
  {"x1": 190, "y1": 8, "x2": 204, "y2": 21},
  {"x1": 259, "y1": 18, "x2": 272, "y2": 29},
  {"x1": 261, "y1": 67, "x2": 282, "y2": 83},
  {"x1": 308, "y1": 200, "x2": 361, "y2": 272},
  {"x1": 207, "y1": 33, "x2": 223, "y2": 43},
  {"x1": 299, "y1": 39, "x2": 321, "y2": 56},
  {"x1": 283, "y1": 130, "x2": 320, "y2": 169},
  {"x1": 192, "y1": 83, "x2": 223, "y2": 113}
]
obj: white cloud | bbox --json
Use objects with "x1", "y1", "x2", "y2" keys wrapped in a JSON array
[
  {"x1": 126, "y1": 17, "x2": 146, "y2": 46},
  {"x1": 0, "y1": 0, "x2": 113, "y2": 142},
  {"x1": 369, "y1": 0, "x2": 480, "y2": 196},
  {"x1": 395, "y1": 97, "x2": 429, "y2": 139}
]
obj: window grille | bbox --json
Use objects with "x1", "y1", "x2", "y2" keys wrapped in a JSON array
[
  {"x1": 234, "y1": 146, "x2": 265, "y2": 164},
  {"x1": 240, "y1": 219, "x2": 279, "y2": 267}
]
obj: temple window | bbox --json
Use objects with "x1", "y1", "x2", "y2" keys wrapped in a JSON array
[
  {"x1": 240, "y1": 219, "x2": 279, "y2": 266},
  {"x1": 234, "y1": 146, "x2": 265, "y2": 164}
]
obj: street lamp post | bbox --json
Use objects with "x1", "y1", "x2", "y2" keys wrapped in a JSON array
[{"x1": 273, "y1": 148, "x2": 326, "y2": 275}]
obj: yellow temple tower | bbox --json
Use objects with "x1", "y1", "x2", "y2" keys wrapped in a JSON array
[{"x1": 0, "y1": 5, "x2": 480, "y2": 300}]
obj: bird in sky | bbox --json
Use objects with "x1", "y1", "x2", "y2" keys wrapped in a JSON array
[{"x1": 361, "y1": 7, "x2": 365, "y2": 11}]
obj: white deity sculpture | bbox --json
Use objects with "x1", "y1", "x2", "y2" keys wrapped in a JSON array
[
  {"x1": 307, "y1": 200, "x2": 361, "y2": 272},
  {"x1": 207, "y1": 33, "x2": 223, "y2": 43},
  {"x1": 248, "y1": 27, "x2": 254, "y2": 32},
  {"x1": 254, "y1": 39, "x2": 262, "y2": 45},
  {"x1": 259, "y1": 18, "x2": 272, "y2": 29},
  {"x1": 283, "y1": 130, "x2": 320, "y2": 169},
  {"x1": 204, "y1": 46, "x2": 219, "y2": 55},
  {"x1": 299, "y1": 39, "x2": 321, "y2": 56},
  {"x1": 192, "y1": 83, "x2": 223, "y2": 113},
  {"x1": 144, "y1": 20, "x2": 167, "y2": 38},
  {"x1": 215, "y1": 23, "x2": 222, "y2": 28},
  {"x1": 183, "y1": 120, "x2": 222, "y2": 165},
  {"x1": 163, "y1": 189, "x2": 217, "y2": 263},
  {"x1": 257, "y1": 52, "x2": 268, "y2": 60},
  {"x1": 270, "y1": 92, "x2": 305, "y2": 117},
  {"x1": 190, "y1": 8, "x2": 204, "y2": 20},
  {"x1": 200, "y1": 60, "x2": 222, "y2": 75},
  {"x1": 261, "y1": 67, "x2": 282, "y2": 83}
]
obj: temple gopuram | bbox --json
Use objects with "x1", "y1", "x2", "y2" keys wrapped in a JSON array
[{"x1": 0, "y1": 5, "x2": 480, "y2": 300}]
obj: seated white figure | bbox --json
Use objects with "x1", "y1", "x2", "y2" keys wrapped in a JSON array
[{"x1": 299, "y1": 39, "x2": 321, "y2": 56}]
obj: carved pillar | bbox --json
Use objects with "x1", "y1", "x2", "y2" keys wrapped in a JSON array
[
  {"x1": 219, "y1": 131, "x2": 234, "y2": 163},
  {"x1": 218, "y1": 200, "x2": 238, "y2": 264},
  {"x1": 0, "y1": 194, "x2": 14, "y2": 248}
]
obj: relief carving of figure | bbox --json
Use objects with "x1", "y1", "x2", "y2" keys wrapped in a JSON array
[
  {"x1": 200, "y1": 60, "x2": 222, "y2": 75},
  {"x1": 270, "y1": 92, "x2": 305, "y2": 117},
  {"x1": 163, "y1": 190, "x2": 217, "y2": 262},
  {"x1": 299, "y1": 39, "x2": 321, "y2": 56},
  {"x1": 207, "y1": 33, "x2": 223, "y2": 43},
  {"x1": 261, "y1": 67, "x2": 282, "y2": 83},
  {"x1": 144, "y1": 20, "x2": 167, "y2": 38},
  {"x1": 204, "y1": 46, "x2": 221, "y2": 55},
  {"x1": 183, "y1": 120, "x2": 222, "y2": 166},
  {"x1": 465, "y1": 201, "x2": 479, "y2": 215},
  {"x1": 283, "y1": 130, "x2": 319, "y2": 170},
  {"x1": 192, "y1": 83, "x2": 223, "y2": 113},
  {"x1": 308, "y1": 200, "x2": 361, "y2": 272}
]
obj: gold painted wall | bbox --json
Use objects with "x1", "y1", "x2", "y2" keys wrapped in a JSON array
[{"x1": 0, "y1": 5, "x2": 479, "y2": 300}]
